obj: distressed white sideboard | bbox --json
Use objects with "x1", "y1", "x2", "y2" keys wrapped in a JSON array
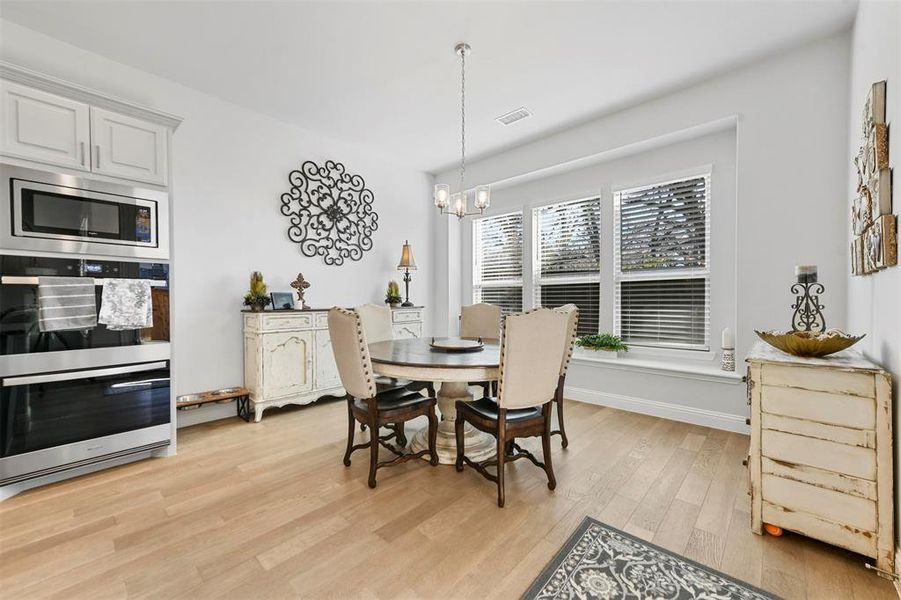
[
  {"x1": 746, "y1": 340, "x2": 894, "y2": 576},
  {"x1": 243, "y1": 307, "x2": 424, "y2": 421}
]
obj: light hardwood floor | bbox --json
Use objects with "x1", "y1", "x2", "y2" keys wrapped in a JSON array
[{"x1": 0, "y1": 398, "x2": 895, "y2": 599}]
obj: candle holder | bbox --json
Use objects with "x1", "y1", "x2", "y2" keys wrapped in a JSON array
[
  {"x1": 790, "y1": 270, "x2": 825, "y2": 332},
  {"x1": 721, "y1": 348, "x2": 735, "y2": 372}
]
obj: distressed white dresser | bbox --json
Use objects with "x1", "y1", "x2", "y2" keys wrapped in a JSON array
[
  {"x1": 746, "y1": 340, "x2": 894, "y2": 576},
  {"x1": 243, "y1": 307, "x2": 424, "y2": 421}
]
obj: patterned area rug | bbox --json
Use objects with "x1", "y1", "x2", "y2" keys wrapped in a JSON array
[{"x1": 523, "y1": 517, "x2": 777, "y2": 599}]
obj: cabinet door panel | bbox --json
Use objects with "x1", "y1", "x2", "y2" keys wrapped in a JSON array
[
  {"x1": 315, "y1": 330, "x2": 342, "y2": 390},
  {"x1": 1, "y1": 81, "x2": 89, "y2": 171},
  {"x1": 392, "y1": 323, "x2": 422, "y2": 339},
  {"x1": 262, "y1": 331, "x2": 312, "y2": 398},
  {"x1": 91, "y1": 107, "x2": 168, "y2": 185}
]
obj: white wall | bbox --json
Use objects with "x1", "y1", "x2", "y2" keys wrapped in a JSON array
[
  {"x1": 435, "y1": 33, "x2": 852, "y2": 427},
  {"x1": 0, "y1": 21, "x2": 435, "y2": 425},
  {"x1": 844, "y1": 0, "x2": 901, "y2": 563}
]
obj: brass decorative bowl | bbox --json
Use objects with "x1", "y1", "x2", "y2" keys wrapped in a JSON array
[{"x1": 755, "y1": 330, "x2": 865, "y2": 358}]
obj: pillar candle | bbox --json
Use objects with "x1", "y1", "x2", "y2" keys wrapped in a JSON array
[{"x1": 721, "y1": 327, "x2": 734, "y2": 349}]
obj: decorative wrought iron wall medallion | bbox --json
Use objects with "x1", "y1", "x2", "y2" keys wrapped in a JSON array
[{"x1": 280, "y1": 160, "x2": 378, "y2": 266}]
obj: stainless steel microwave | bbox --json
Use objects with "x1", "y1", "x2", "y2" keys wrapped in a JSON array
[{"x1": 1, "y1": 164, "x2": 169, "y2": 260}]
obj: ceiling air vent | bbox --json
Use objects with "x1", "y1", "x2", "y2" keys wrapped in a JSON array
[{"x1": 495, "y1": 107, "x2": 532, "y2": 126}]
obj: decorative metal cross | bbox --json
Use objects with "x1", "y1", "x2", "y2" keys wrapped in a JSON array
[{"x1": 291, "y1": 273, "x2": 311, "y2": 310}]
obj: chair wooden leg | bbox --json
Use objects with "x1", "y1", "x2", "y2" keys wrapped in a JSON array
[
  {"x1": 496, "y1": 423, "x2": 506, "y2": 508},
  {"x1": 367, "y1": 408, "x2": 379, "y2": 489},
  {"x1": 343, "y1": 399, "x2": 355, "y2": 467},
  {"x1": 455, "y1": 407, "x2": 465, "y2": 472},
  {"x1": 394, "y1": 423, "x2": 408, "y2": 447},
  {"x1": 556, "y1": 395, "x2": 569, "y2": 449},
  {"x1": 427, "y1": 405, "x2": 439, "y2": 466},
  {"x1": 543, "y1": 406, "x2": 557, "y2": 490}
]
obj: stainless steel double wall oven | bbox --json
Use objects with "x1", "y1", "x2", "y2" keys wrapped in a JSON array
[{"x1": 1, "y1": 163, "x2": 171, "y2": 487}]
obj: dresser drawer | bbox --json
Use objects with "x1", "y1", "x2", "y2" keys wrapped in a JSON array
[
  {"x1": 262, "y1": 314, "x2": 312, "y2": 331},
  {"x1": 762, "y1": 474, "x2": 876, "y2": 532},
  {"x1": 762, "y1": 429, "x2": 876, "y2": 480},
  {"x1": 761, "y1": 385, "x2": 875, "y2": 430},
  {"x1": 762, "y1": 501, "x2": 876, "y2": 557},
  {"x1": 314, "y1": 312, "x2": 329, "y2": 328},
  {"x1": 761, "y1": 412, "x2": 874, "y2": 448},
  {"x1": 761, "y1": 363, "x2": 875, "y2": 398},
  {"x1": 392, "y1": 309, "x2": 422, "y2": 323}
]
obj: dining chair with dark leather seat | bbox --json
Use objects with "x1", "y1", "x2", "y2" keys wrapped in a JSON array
[
  {"x1": 354, "y1": 303, "x2": 432, "y2": 444},
  {"x1": 460, "y1": 302, "x2": 502, "y2": 398},
  {"x1": 551, "y1": 304, "x2": 579, "y2": 448},
  {"x1": 329, "y1": 307, "x2": 438, "y2": 488},
  {"x1": 454, "y1": 308, "x2": 569, "y2": 507}
]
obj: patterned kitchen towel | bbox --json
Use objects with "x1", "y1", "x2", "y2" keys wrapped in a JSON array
[
  {"x1": 37, "y1": 276, "x2": 97, "y2": 332},
  {"x1": 98, "y1": 279, "x2": 153, "y2": 330}
]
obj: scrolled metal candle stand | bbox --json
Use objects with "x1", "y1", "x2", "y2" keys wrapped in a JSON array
[{"x1": 790, "y1": 271, "x2": 826, "y2": 332}]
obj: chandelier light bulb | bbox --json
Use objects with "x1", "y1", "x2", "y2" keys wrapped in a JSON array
[
  {"x1": 434, "y1": 184, "x2": 450, "y2": 208},
  {"x1": 474, "y1": 185, "x2": 490, "y2": 210},
  {"x1": 452, "y1": 192, "x2": 465, "y2": 217}
]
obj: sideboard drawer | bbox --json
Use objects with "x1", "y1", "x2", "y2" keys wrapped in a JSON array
[
  {"x1": 762, "y1": 429, "x2": 876, "y2": 480},
  {"x1": 761, "y1": 363, "x2": 875, "y2": 398},
  {"x1": 393, "y1": 309, "x2": 422, "y2": 323},
  {"x1": 314, "y1": 312, "x2": 329, "y2": 328},
  {"x1": 262, "y1": 314, "x2": 313, "y2": 331},
  {"x1": 762, "y1": 473, "x2": 876, "y2": 532},
  {"x1": 761, "y1": 385, "x2": 875, "y2": 430}
]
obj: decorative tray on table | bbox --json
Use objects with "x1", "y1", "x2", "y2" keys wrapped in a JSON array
[{"x1": 429, "y1": 337, "x2": 484, "y2": 353}]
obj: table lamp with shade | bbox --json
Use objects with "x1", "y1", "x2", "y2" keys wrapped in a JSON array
[{"x1": 397, "y1": 240, "x2": 417, "y2": 307}]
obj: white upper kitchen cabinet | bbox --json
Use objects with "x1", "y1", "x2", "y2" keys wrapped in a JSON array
[
  {"x1": 1, "y1": 80, "x2": 91, "y2": 171},
  {"x1": 90, "y1": 107, "x2": 168, "y2": 185}
]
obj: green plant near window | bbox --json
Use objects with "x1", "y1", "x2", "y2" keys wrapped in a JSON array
[{"x1": 575, "y1": 333, "x2": 629, "y2": 352}]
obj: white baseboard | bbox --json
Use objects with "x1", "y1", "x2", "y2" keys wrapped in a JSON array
[{"x1": 565, "y1": 386, "x2": 749, "y2": 434}]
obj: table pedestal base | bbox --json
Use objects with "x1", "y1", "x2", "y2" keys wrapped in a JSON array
[{"x1": 410, "y1": 381, "x2": 496, "y2": 465}]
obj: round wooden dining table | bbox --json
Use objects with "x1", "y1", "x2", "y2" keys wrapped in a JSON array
[{"x1": 368, "y1": 338, "x2": 498, "y2": 465}]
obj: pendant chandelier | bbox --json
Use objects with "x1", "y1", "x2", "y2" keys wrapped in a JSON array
[{"x1": 434, "y1": 42, "x2": 490, "y2": 218}]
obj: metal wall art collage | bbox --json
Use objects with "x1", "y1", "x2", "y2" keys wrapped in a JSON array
[{"x1": 851, "y1": 80, "x2": 897, "y2": 275}]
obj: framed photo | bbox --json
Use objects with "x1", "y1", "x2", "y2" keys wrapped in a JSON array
[{"x1": 270, "y1": 292, "x2": 294, "y2": 310}]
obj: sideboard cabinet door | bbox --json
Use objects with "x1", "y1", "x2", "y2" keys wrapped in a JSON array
[
  {"x1": 261, "y1": 331, "x2": 313, "y2": 399},
  {"x1": 90, "y1": 107, "x2": 168, "y2": 185},
  {"x1": 314, "y1": 329, "x2": 342, "y2": 390},
  {"x1": 1, "y1": 81, "x2": 90, "y2": 171}
]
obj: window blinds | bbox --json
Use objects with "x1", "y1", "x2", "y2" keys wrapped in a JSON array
[
  {"x1": 533, "y1": 198, "x2": 601, "y2": 335},
  {"x1": 615, "y1": 175, "x2": 710, "y2": 350},
  {"x1": 473, "y1": 212, "x2": 523, "y2": 314}
]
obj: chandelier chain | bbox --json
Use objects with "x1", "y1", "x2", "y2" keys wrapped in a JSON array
[{"x1": 460, "y1": 47, "x2": 466, "y2": 193}]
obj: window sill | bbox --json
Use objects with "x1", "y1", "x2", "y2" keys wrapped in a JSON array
[{"x1": 571, "y1": 350, "x2": 745, "y2": 384}]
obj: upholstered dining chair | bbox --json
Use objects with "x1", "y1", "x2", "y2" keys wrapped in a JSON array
[
  {"x1": 354, "y1": 303, "x2": 428, "y2": 443},
  {"x1": 460, "y1": 303, "x2": 502, "y2": 397},
  {"x1": 454, "y1": 308, "x2": 570, "y2": 507},
  {"x1": 551, "y1": 304, "x2": 579, "y2": 448},
  {"x1": 328, "y1": 308, "x2": 438, "y2": 488}
]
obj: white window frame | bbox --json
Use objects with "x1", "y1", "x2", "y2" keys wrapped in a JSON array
[
  {"x1": 471, "y1": 210, "x2": 524, "y2": 312},
  {"x1": 612, "y1": 172, "x2": 711, "y2": 351}
]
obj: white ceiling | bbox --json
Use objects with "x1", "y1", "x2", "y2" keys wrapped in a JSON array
[{"x1": 0, "y1": 1, "x2": 856, "y2": 173}]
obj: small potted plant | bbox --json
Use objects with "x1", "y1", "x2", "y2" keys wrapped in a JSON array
[
  {"x1": 243, "y1": 271, "x2": 272, "y2": 312},
  {"x1": 575, "y1": 333, "x2": 628, "y2": 357},
  {"x1": 385, "y1": 280, "x2": 402, "y2": 307}
]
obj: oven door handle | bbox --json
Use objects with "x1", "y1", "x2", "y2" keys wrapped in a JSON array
[{"x1": 2, "y1": 362, "x2": 169, "y2": 387}]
